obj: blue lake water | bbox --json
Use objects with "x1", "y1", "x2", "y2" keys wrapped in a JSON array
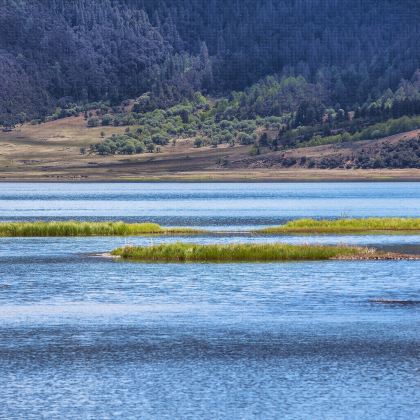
[
  {"x1": 1, "y1": 182, "x2": 419, "y2": 226},
  {"x1": 0, "y1": 182, "x2": 419, "y2": 419}
]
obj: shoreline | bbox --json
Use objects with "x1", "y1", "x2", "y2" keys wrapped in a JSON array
[
  {"x1": 0, "y1": 169, "x2": 419, "y2": 183},
  {"x1": 99, "y1": 251, "x2": 420, "y2": 262}
]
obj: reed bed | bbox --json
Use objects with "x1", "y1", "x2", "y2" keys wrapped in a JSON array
[
  {"x1": 0, "y1": 221, "x2": 202, "y2": 237},
  {"x1": 258, "y1": 218, "x2": 420, "y2": 234},
  {"x1": 111, "y1": 242, "x2": 368, "y2": 262}
]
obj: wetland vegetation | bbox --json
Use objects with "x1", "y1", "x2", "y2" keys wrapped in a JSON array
[
  {"x1": 258, "y1": 218, "x2": 420, "y2": 234},
  {"x1": 110, "y1": 242, "x2": 373, "y2": 263},
  {"x1": 0, "y1": 221, "x2": 202, "y2": 237},
  {"x1": 1, "y1": 218, "x2": 420, "y2": 237}
]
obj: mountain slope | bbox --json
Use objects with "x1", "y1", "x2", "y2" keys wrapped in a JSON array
[{"x1": 1, "y1": 0, "x2": 420, "y2": 124}]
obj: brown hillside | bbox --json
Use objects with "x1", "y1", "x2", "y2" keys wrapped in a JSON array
[{"x1": 0, "y1": 117, "x2": 419, "y2": 181}]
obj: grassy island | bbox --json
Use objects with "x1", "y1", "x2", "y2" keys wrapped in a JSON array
[
  {"x1": 110, "y1": 242, "x2": 374, "y2": 262},
  {"x1": 0, "y1": 221, "x2": 203, "y2": 237},
  {"x1": 258, "y1": 218, "x2": 420, "y2": 234}
]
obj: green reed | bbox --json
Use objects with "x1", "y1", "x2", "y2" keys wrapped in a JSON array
[
  {"x1": 111, "y1": 242, "x2": 367, "y2": 262},
  {"x1": 258, "y1": 218, "x2": 420, "y2": 234},
  {"x1": 0, "y1": 221, "x2": 202, "y2": 237}
]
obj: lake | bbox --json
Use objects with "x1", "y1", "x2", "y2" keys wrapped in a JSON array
[{"x1": 0, "y1": 182, "x2": 419, "y2": 419}]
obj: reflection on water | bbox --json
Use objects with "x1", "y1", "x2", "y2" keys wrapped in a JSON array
[{"x1": 0, "y1": 182, "x2": 419, "y2": 419}]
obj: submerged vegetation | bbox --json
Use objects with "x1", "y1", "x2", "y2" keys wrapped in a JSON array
[
  {"x1": 0, "y1": 221, "x2": 202, "y2": 237},
  {"x1": 258, "y1": 218, "x2": 420, "y2": 234},
  {"x1": 111, "y1": 242, "x2": 368, "y2": 263}
]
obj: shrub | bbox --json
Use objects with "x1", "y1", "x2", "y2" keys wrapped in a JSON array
[
  {"x1": 101, "y1": 114, "x2": 114, "y2": 126},
  {"x1": 152, "y1": 134, "x2": 169, "y2": 145},
  {"x1": 194, "y1": 137, "x2": 206, "y2": 148},
  {"x1": 87, "y1": 117, "x2": 100, "y2": 127},
  {"x1": 237, "y1": 132, "x2": 254, "y2": 145}
]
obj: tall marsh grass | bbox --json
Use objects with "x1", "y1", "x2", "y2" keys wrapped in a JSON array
[
  {"x1": 259, "y1": 218, "x2": 420, "y2": 234},
  {"x1": 0, "y1": 221, "x2": 201, "y2": 237},
  {"x1": 111, "y1": 242, "x2": 365, "y2": 262}
]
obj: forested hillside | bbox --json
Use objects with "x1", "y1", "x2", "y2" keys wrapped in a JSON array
[{"x1": 1, "y1": 0, "x2": 420, "y2": 126}]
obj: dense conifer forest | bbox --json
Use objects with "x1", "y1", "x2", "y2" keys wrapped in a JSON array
[{"x1": 1, "y1": 0, "x2": 420, "y2": 125}]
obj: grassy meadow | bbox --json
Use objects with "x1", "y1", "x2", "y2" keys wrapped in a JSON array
[
  {"x1": 0, "y1": 221, "x2": 202, "y2": 237},
  {"x1": 258, "y1": 218, "x2": 420, "y2": 234},
  {"x1": 111, "y1": 242, "x2": 369, "y2": 262}
]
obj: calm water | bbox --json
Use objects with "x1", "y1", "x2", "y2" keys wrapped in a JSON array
[
  {"x1": 0, "y1": 183, "x2": 419, "y2": 419},
  {"x1": 1, "y1": 182, "x2": 419, "y2": 227}
]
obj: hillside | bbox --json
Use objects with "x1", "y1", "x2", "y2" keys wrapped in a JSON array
[
  {"x1": 0, "y1": 113, "x2": 419, "y2": 181},
  {"x1": 1, "y1": 0, "x2": 420, "y2": 179},
  {"x1": 1, "y1": 0, "x2": 420, "y2": 125}
]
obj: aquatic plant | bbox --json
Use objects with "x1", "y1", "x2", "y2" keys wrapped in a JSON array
[
  {"x1": 258, "y1": 218, "x2": 420, "y2": 234},
  {"x1": 0, "y1": 221, "x2": 202, "y2": 237},
  {"x1": 111, "y1": 242, "x2": 367, "y2": 262}
]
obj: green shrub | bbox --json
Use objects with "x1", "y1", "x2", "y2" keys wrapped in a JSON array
[
  {"x1": 194, "y1": 137, "x2": 206, "y2": 147},
  {"x1": 87, "y1": 117, "x2": 100, "y2": 127},
  {"x1": 152, "y1": 134, "x2": 169, "y2": 145}
]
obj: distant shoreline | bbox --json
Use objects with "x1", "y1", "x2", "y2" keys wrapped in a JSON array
[{"x1": 0, "y1": 169, "x2": 420, "y2": 183}]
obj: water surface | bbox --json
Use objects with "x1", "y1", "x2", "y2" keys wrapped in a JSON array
[
  {"x1": 1, "y1": 182, "x2": 419, "y2": 228},
  {"x1": 0, "y1": 182, "x2": 419, "y2": 419}
]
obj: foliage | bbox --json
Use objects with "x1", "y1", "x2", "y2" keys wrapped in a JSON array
[
  {"x1": 294, "y1": 137, "x2": 420, "y2": 169},
  {"x1": 215, "y1": 76, "x2": 326, "y2": 121},
  {"x1": 89, "y1": 97, "x2": 277, "y2": 154},
  {"x1": 289, "y1": 115, "x2": 420, "y2": 149},
  {"x1": 1, "y1": 0, "x2": 420, "y2": 125},
  {"x1": 91, "y1": 134, "x2": 146, "y2": 155},
  {"x1": 353, "y1": 116, "x2": 420, "y2": 141},
  {"x1": 85, "y1": 88, "x2": 420, "y2": 160}
]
